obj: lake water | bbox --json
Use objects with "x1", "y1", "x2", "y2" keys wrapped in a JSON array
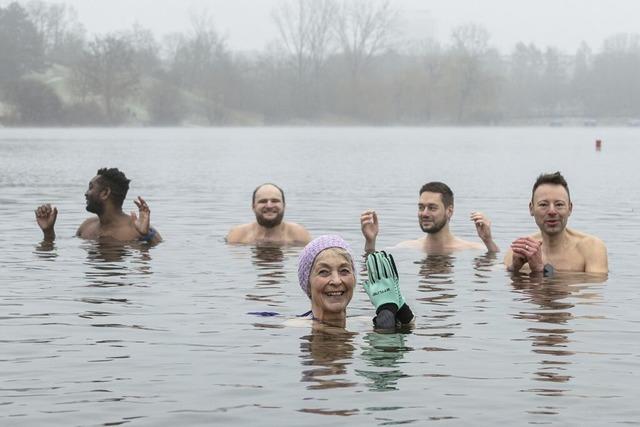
[{"x1": 1, "y1": 127, "x2": 639, "y2": 426}]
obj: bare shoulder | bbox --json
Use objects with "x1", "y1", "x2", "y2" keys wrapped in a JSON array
[
  {"x1": 396, "y1": 239, "x2": 422, "y2": 249},
  {"x1": 226, "y1": 223, "x2": 254, "y2": 243},
  {"x1": 285, "y1": 222, "x2": 312, "y2": 244},
  {"x1": 77, "y1": 217, "x2": 99, "y2": 236},
  {"x1": 574, "y1": 230, "x2": 607, "y2": 251}
]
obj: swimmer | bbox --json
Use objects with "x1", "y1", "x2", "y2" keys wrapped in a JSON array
[
  {"x1": 226, "y1": 183, "x2": 311, "y2": 245},
  {"x1": 295, "y1": 235, "x2": 414, "y2": 330},
  {"x1": 34, "y1": 168, "x2": 161, "y2": 243},
  {"x1": 505, "y1": 172, "x2": 608, "y2": 273},
  {"x1": 361, "y1": 182, "x2": 499, "y2": 253}
]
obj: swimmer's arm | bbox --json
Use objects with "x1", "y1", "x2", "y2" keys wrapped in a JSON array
[
  {"x1": 35, "y1": 204, "x2": 57, "y2": 241},
  {"x1": 483, "y1": 239, "x2": 500, "y2": 253},
  {"x1": 583, "y1": 239, "x2": 608, "y2": 274},
  {"x1": 360, "y1": 210, "x2": 378, "y2": 253},
  {"x1": 470, "y1": 211, "x2": 499, "y2": 252},
  {"x1": 504, "y1": 249, "x2": 526, "y2": 272}
]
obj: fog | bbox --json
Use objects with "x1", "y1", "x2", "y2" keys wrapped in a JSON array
[
  {"x1": 32, "y1": 0, "x2": 640, "y2": 53},
  {"x1": 2, "y1": 0, "x2": 640, "y2": 126}
]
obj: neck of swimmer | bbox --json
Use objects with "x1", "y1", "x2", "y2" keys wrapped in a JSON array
[
  {"x1": 98, "y1": 205, "x2": 126, "y2": 227},
  {"x1": 311, "y1": 307, "x2": 347, "y2": 328},
  {"x1": 255, "y1": 222, "x2": 286, "y2": 238},
  {"x1": 541, "y1": 228, "x2": 571, "y2": 250},
  {"x1": 423, "y1": 225, "x2": 455, "y2": 249}
]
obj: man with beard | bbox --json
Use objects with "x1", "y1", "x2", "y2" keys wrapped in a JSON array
[
  {"x1": 226, "y1": 183, "x2": 311, "y2": 245},
  {"x1": 505, "y1": 172, "x2": 607, "y2": 273},
  {"x1": 361, "y1": 182, "x2": 499, "y2": 253},
  {"x1": 35, "y1": 168, "x2": 161, "y2": 243}
]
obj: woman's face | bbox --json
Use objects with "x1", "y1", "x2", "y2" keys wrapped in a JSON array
[{"x1": 309, "y1": 249, "x2": 355, "y2": 319}]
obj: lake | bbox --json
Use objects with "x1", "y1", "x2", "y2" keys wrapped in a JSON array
[{"x1": 1, "y1": 127, "x2": 639, "y2": 425}]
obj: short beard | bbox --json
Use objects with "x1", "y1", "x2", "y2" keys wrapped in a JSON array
[
  {"x1": 420, "y1": 217, "x2": 447, "y2": 234},
  {"x1": 86, "y1": 199, "x2": 104, "y2": 215},
  {"x1": 256, "y1": 211, "x2": 284, "y2": 228}
]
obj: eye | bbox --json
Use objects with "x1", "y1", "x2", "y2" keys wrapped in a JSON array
[{"x1": 340, "y1": 268, "x2": 352, "y2": 275}]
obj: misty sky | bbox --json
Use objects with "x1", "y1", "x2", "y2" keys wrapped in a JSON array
[{"x1": 9, "y1": 0, "x2": 640, "y2": 53}]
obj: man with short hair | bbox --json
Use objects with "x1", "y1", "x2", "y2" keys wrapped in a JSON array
[
  {"x1": 505, "y1": 171, "x2": 608, "y2": 273},
  {"x1": 361, "y1": 181, "x2": 499, "y2": 253},
  {"x1": 226, "y1": 183, "x2": 311, "y2": 245},
  {"x1": 35, "y1": 168, "x2": 161, "y2": 243}
]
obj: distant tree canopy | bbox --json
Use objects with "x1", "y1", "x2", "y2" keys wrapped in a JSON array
[
  {"x1": 0, "y1": 2, "x2": 44, "y2": 84},
  {"x1": 1, "y1": 0, "x2": 640, "y2": 126}
]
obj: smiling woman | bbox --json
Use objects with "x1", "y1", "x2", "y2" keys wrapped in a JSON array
[{"x1": 297, "y1": 235, "x2": 415, "y2": 330}]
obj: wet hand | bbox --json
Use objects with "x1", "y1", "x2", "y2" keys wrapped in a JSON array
[
  {"x1": 360, "y1": 210, "x2": 379, "y2": 242},
  {"x1": 471, "y1": 211, "x2": 492, "y2": 242},
  {"x1": 131, "y1": 196, "x2": 150, "y2": 236},
  {"x1": 35, "y1": 204, "x2": 57, "y2": 231},
  {"x1": 511, "y1": 237, "x2": 544, "y2": 272}
]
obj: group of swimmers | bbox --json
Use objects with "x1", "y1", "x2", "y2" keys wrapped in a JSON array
[{"x1": 35, "y1": 168, "x2": 609, "y2": 330}]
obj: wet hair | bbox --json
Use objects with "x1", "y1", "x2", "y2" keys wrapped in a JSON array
[
  {"x1": 531, "y1": 172, "x2": 570, "y2": 202},
  {"x1": 96, "y1": 168, "x2": 130, "y2": 208},
  {"x1": 252, "y1": 183, "x2": 285, "y2": 205},
  {"x1": 419, "y1": 182, "x2": 454, "y2": 208}
]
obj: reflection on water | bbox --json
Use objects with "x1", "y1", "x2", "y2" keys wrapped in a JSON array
[
  {"x1": 245, "y1": 244, "x2": 287, "y2": 307},
  {"x1": 299, "y1": 324, "x2": 357, "y2": 390},
  {"x1": 511, "y1": 272, "x2": 607, "y2": 394},
  {"x1": 83, "y1": 239, "x2": 153, "y2": 288},
  {"x1": 472, "y1": 252, "x2": 499, "y2": 284},
  {"x1": 357, "y1": 332, "x2": 412, "y2": 392},
  {"x1": 415, "y1": 255, "x2": 458, "y2": 339}
]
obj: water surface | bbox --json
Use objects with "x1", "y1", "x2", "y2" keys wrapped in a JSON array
[{"x1": 1, "y1": 127, "x2": 639, "y2": 425}]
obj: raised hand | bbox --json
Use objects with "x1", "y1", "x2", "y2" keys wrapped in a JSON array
[
  {"x1": 35, "y1": 204, "x2": 58, "y2": 232},
  {"x1": 470, "y1": 211, "x2": 492, "y2": 240},
  {"x1": 360, "y1": 209, "x2": 379, "y2": 240},
  {"x1": 131, "y1": 196, "x2": 150, "y2": 236},
  {"x1": 471, "y1": 211, "x2": 499, "y2": 252},
  {"x1": 510, "y1": 237, "x2": 544, "y2": 272}
]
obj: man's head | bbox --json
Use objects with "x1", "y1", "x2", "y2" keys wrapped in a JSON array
[
  {"x1": 529, "y1": 171, "x2": 572, "y2": 236},
  {"x1": 252, "y1": 183, "x2": 285, "y2": 228},
  {"x1": 418, "y1": 182, "x2": 454, "y2": 234},
  {"x1": 85, "y1": 168, "x2": 130, "y2": 214}
]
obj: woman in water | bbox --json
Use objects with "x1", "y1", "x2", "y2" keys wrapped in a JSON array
[{"x1": 296, "y1": 235, "x2": 414, "y2": 329}]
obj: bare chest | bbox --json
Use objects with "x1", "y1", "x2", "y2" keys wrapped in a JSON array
[{"x1": 80, "y1": 222, "x2": 140, "y2": 241}]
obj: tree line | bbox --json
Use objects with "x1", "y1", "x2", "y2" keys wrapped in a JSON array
[{"x1": 1, "y1": 0, "x2": 640, "y2": 126}]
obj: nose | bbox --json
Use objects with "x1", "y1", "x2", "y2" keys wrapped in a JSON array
[
  {"x1": 547, "y1": 205, "x2": 558, "y2": 216},
  {"x1": 328, "y1": 270, "x2": 341, "y2": 285}
]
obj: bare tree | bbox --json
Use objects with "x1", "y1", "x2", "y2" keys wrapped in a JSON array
[
  {"x1": 73, "y1": 34, "x2": 139, "y2": 124},
  {"x1": 335, "y1": 0, "x2": 398, "y2": 82},
  {"x1": 272, "y1": 0, "x2": 336, "y2": 81},
  {"x1": 448, "y1": 23, "x2": 493, "y2": 122},
  {"x1": 25, "y1": 0, "x2": 85, "y2": 63}
]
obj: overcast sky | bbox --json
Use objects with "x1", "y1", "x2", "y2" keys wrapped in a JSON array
[{"x1": 10, "y1": 0, "x2": 640, "y2": 53}]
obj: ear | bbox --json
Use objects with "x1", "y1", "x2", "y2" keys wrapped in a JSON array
[
  {"x1": 446, "y1": 205, "x2": 453, "y2": 219},
  {"x1": 568, "y1": 201, "x2": 573, "y2": 215},
  {"x1": 529, "y1": 201, "x2": 534, "y2": 216},
  {"x1": 100, "y1": 186, "x2": 111, "y2": 201}
]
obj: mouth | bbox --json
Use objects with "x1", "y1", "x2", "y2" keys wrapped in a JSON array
[
  {"x1": 324, "y1": 290, "x2": 345, "y2": 297},
  {"x1": 545, "y1": 220, "x2": 560, "y2": 227}
]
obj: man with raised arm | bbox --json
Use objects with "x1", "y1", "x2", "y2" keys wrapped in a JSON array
[
  {"x1": 35, "y1": 168, "x2": 161, "y2": 244},
  {"x1": 505, "y1": 172, "x2": 608, "y2": 274},
  {"x1": 361, "y1": 181, "x2": 499, "y2": 253},
  {"x1": 226, "y1": 183, "x2": 311, "y2": 245}
]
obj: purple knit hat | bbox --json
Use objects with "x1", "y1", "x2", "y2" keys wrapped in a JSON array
[{"x1": 297, "y1": 235, "x2": 355, "y2": 298}]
